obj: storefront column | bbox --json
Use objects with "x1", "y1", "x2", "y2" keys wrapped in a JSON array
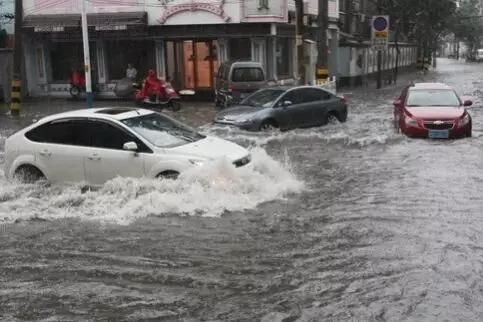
[
  {"x1": 328, "y1": 28, "x2": 339, "y2": 79},
  {"x1": 266, "y1": 36, "x2": 277, "y2": 81},
  {"x1": 155, "y1": 40, "x2": 166, "y2": 79},
  {"x1": 217, "y1": 38, "x2": 228, "y2": 63},
  {"x1": 251, "y1": 38, "x2": 267, "y2": 70},
  {"x1": 96, "y1": 40, "x2": 107, "y2": 85}
]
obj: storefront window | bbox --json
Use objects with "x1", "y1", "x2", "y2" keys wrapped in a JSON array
[
  {"x1": 276, "y1": 37, "x2": 290, "y2": 78},
  {"x1": 229, "y1": 38, "x2": 251, "y2": 60},
  {"x1": 105, "y1": 40, "x2": 155, "y2": 80},
  {"x1": 50, "y1": 42, "x2": 84, "y2": 82}
]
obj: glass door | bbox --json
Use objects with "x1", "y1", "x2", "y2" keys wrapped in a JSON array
[{"x1": 194, "y1": 41, "x2": 213, "y2": 89}]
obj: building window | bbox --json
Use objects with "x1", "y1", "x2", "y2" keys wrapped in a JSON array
[
  {"x1": 49, "y1": 42, "x2": 87, "y2": 82},
  {"x1": 105, "y1": 40, "x2": 155, "y2": 80},
  {"x1": 259, "y1": 0, "x2": 269, "y2": 10},
  {"x1": 276, "y1": 38, "x2": 290, "y2": 78},
  {"x1": 229, "y1": 38, "x2": 251, "y2": 60}
]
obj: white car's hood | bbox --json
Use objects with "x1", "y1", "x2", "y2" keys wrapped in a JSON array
[{"x1": 168, "y1": 136, "x2": 248, "y2": 161}]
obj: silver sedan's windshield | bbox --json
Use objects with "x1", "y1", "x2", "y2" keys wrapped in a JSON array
[
  {"x1": 241, "y1": 89, "x2": 285, "y2": 108},
  {"x1": 407, "y1": 90, "x2": 461, "y2": 107},
  {"x1": 121, "y1": 113, "x2": 205, "y2": 148}
]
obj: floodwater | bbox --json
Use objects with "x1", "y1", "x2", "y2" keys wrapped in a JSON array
[{"x1": 2, "y1": 59, "x2": 483, "y2": 321}]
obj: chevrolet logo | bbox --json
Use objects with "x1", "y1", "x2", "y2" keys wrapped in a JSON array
[{"x1": 433, "y1": 121, "x2": 444, "y2": 125}]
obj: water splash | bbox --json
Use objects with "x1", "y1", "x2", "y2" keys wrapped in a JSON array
[{"x1": 0, "y1": 147, "x2": 303, "y2": 225}]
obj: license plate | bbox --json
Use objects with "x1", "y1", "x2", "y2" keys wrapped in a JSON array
[{"x1": 428, "y1": 130, "x2": 449, "y2": 139}]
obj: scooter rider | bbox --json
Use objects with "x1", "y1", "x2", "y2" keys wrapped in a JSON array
[{"x1": 140, "y1": 69, "x2": 167, "y2": 100}]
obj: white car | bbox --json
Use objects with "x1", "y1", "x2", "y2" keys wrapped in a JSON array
[{"x1": 4, "y1": 108, "x2": 251, "y2": 184}]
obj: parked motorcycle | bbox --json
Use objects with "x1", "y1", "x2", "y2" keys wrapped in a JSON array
[
  {"x1": 69, "y1": 70, "x2": 86, "y2": 99},
  {"x1": 69, "y1": 70, "x2": 98, "y2": 99},
  {"x1": 114, "y1": 77, "x2": 139, "y2": 99}
]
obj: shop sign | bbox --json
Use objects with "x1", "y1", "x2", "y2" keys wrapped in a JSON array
[
  {"x1": 34, "y1": 25, "x2": 65, "y2": 32},
  {"x1": 157, "y1": 0, "x2": 231, "y2": 24}
]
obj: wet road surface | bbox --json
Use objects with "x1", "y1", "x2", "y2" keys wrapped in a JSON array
[{"x1": 2, "y1": 59, "x2": 483, "y2": 321}]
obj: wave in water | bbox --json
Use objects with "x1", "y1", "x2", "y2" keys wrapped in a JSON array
[{"x1": 0, "y1": 147, "x2": 303, "y2": 225}]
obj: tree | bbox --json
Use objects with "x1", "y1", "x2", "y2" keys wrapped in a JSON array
[
  {"x1": 0, "y1": 12, "x2": 14, "y2": 48},
  {"x1": 450, "y1": 0, "x2": 483, "y2": 60},
  {"x1": 368, "y1": 0, "x2": 457, "y2": 75}
]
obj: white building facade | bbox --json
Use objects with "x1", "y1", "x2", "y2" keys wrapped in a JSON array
[{"x1": 22, "y1": 0, "x2": 307, "y2": 97}]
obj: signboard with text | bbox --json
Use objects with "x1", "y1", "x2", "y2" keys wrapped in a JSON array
[{"x1": 371, "y1": 15, "x2": 389, "y2": 51}]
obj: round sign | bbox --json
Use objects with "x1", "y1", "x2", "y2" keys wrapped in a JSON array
[{"x1": 373, "y1": 16, "x2": 388, "y2": 31}]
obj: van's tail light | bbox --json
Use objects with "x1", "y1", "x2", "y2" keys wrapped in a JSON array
[
  {"x1": 338, "y1": 95, "x2": 347, "y2": 104},
  {"x1": 229, "y1": 85, "x2": 240, "y2": 97}
]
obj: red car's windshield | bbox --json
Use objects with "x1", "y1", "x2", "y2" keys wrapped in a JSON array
[{"x1": 406, "y1": 89, "x2": 460, "y2": 107}]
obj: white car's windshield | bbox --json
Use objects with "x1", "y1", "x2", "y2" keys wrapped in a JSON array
[
  {"x1": 121, "y1": 113, "x2": 205, "y2": 148},
  {"x1": 407, "y1": 89, "x2": 461, "y2": 107},
  {"x1": 241, "y1": 89, "x2": 285, "y2": 108}
]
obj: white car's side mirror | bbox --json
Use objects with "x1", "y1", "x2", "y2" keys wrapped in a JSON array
[{"x1": 123, "y1": 141, "x2": 138, "y2": 151}]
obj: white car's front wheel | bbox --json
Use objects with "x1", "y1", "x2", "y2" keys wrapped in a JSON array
[
  {"x1": 156, "y1": 171, "x2": 180, "y2": 180},
  {"x1": 14, "y1": 165, "x2": 46, "y2": 184}
]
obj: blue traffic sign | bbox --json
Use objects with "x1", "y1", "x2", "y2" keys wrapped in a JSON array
[{"x1": 373, "y1": 16, "x2": 388, "y2": 31}]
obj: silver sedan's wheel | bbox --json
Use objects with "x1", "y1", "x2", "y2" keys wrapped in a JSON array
[
  {"x1": 327, "y1": 113, "x2": 339, "y2": 124},
  {"x1": 260, "y1": 121, "x2": 277, "y2": 131}
]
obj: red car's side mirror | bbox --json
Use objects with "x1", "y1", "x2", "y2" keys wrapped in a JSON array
[{"x1": 463, "y1": 100, "x2": 473, "y2": 107}]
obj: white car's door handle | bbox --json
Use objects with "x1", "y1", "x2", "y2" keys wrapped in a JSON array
[
  {"x1": 87, "y1": 154, "x2": 101, "y2": 161},
  {"x1": 39, "y1": 150, "x2": 51, "y2": 157}
]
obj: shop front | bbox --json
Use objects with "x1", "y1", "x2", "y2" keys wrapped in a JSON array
[{"x1": 21, "y1": 0, "x2": 297, "y2": 98}]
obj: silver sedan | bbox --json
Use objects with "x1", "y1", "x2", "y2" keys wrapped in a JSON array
[{"x1": 214, "y1": 86, "x2": 348, "y2": 131}]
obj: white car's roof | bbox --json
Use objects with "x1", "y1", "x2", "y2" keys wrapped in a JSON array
[{"x1": 38, "y1": 107, "x2": 154, "y2": 123}]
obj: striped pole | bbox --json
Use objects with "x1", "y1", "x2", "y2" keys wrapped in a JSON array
[{"x1": 10, "y1": 79, "x2": 20, "y2": 114}]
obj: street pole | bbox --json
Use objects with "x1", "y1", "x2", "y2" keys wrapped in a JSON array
[
  {"x1": 10, "y1": 0, "x2": 22, "y2": 115},
  {"x1": 376, "y1": 0, "x2": 382, "y2": 89},
  {"x1": 295, "y1": 0, "x2": 305, "y2": 85},
  {"x1": 316, "y1": 0, "x2": 329, "y2": 84},
  {"x1": 81, "y1": 0, "x2": 93, "y2": 108}
]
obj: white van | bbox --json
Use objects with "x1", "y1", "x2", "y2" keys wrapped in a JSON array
[{"x1": 477, "y1": 49, "x2": 483, "y2": 62}]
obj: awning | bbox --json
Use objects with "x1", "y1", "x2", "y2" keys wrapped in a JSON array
[
  {"x1": 88, "y1": 12, "x2": 147, "y2": 31},
  {"x1": 23, "y1": 12, "x2": 147, "y2": 32},
  {"x1": 23, "y1": 14, "x2": 81, "y2": 32}
]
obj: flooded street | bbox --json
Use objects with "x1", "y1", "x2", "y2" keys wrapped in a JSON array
[{"x1": 2, "y1": 59, "x2": 483, "y2": 321}]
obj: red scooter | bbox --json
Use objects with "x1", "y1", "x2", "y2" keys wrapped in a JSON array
[
  {"x1": 135, "y1": 70, "x2": 181, "y2": 111},
  {"x1": 69, "y1": 70, "x2": 86, "y2": 99}
]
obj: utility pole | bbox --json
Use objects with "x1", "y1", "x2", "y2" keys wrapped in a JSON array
[
  {"x1": 295, "y1": 0, "x2": 305, "y2": 85},
  {"x1": 81, "y1": 0, "x2": 93, "y2": 108},
  {"x1": 376, "y1": 0, "x2": 382, "y2": 89},
  {"x1": 10, "y1": 0, "x2": 22, "y2": 115},
  {"x1": 316, "y1": 0, "x2": 329, "y2": 84}
]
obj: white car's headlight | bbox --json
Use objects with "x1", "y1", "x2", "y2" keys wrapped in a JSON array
[
  {"x1": 405, "y1": 115, "x2": 418, "y2": 127},
  {"x1": 189, "y1": 159, "x2": 204, "y2": 166},
  {"x1": 459, "y1": 113, "x2": 470, "y2": 127}
]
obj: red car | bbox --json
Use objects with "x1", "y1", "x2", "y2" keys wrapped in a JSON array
[{"x1": 393, "y1": 83, "x2": 472, "y2": 139}]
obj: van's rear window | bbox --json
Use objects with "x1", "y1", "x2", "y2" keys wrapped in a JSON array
[{"x1": 232, "y1": 68, "x2": 264, "y2": 82}]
